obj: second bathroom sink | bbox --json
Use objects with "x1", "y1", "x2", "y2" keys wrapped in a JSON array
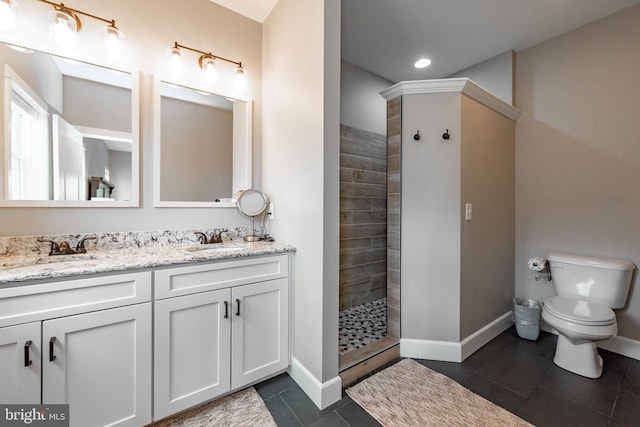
[{"x1": 185, "y1": 243, "x2": 246, "y2": 253}]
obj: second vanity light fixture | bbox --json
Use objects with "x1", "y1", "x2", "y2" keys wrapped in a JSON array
[
  {"x1": 37, "y1": 0, "x2": 121, "y2": 57},
  {"x1": 170, "y1": 41, "x2": 246, "y2": 91}
]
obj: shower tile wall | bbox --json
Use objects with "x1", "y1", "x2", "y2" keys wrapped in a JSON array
[
  {"x1": 339, "y1": 125, "x2": 387, "y2": 311},
  {"x1": 386, "y1": 97, "x2": 401, "y2": 339}
]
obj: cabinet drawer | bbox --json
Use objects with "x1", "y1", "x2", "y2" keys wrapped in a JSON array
[
  {"x1": 154, "y1": 254, "x2": 289, "y2": 299},
  {"x1": 0, "y1": 272, "x2": 152, "y2": 328}
]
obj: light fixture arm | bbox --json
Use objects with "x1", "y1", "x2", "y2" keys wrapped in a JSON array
[
  {"x1": 173, "y1": 41, "x2": 241, "y2": 68},
  {"x1": 37, "y1": 0, "x2": 119, "y2": 30}
]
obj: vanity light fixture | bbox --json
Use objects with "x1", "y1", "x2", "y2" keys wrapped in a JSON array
[
  {"x1": 37, "y1": 0, "x2": 121, "y2": 56},
  {"x1": 170, "y1": 41, "x2": 246, "y2": 91},
  {"x1": 169, "y1": 45, "x2": 182, "y2": 75},
  {"x1": 0, "y1": 0, "x2": 18, "y2": 32}
]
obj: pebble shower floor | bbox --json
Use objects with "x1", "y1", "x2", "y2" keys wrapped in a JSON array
[{"x1": 338, "y1": 298, "x2": 387, "y2": 355}]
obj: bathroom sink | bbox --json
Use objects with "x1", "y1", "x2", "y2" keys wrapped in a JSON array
[
  {"x1": 2, "y1": 255, "x2": 109, "y2": 278},
  {"x1": 30, "y1": 253, "x2": 109, "y2": 265},
  {"x1": 185, "y1": 243, "x2": 246, "y2": 253}
]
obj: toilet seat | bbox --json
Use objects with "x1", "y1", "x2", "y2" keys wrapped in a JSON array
[{"x1": 544, "y1": 296, "x2": 615, "y2": 326}]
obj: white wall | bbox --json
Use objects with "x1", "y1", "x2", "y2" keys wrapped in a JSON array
[
  {"x1": 0, "y1": 0, "x2": 261, "y2": 236},
  {"x1": 448, "y1": 51, "x2": 515, "y2": 105},
  {"x1": 515, "y1": 4, "x2": 640, "y2": 340},
  {"x1": 262, "y1": 0, "x2": 341, "y2": 410},
  {"x1": 340, "y1": 61, "x2": 391, "y2": 135}
]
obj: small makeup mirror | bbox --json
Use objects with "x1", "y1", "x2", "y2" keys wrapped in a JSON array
[{"x1": 236, "y1": 189, "x2": 268, "y2": 242}]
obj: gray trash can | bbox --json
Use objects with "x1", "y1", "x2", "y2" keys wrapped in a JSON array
[{"x1": 513, "y1": 298, "x2": 542, "y2": 341}]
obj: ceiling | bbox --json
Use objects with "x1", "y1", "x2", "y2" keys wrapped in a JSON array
[
  {"x1": 213, "y1": 0, "x2": 639, "y2": 84},
  {"x1": 209, "y1": 0, "x2": 278, "y2": 23}
]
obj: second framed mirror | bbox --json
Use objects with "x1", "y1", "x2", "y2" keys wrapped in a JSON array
[{"x1": 152, "y1": 76, "x2": 252, "y2": 207}]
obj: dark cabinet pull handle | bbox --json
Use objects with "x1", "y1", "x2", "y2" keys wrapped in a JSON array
[
  {"x1": 24, "y1": 340, "x2": 32, "y2": 367},
  {"x1": 224, "y1": 301, "x2": 229, "y2": 319},
  {"x1": 236, "y1": 298, "x2": 241, "y2": 316},
  {"x1": 49, "y1": 337, "x2": 57, "y2": 362}
]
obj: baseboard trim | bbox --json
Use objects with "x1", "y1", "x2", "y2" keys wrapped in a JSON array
[
  {"x1": 288, "y1": 357, "x2": 342, "y2": 410},
  {"x1": 400, "y1": 338, "x2": 463, "y2": 362},
  {"x1": 598, "y1": 335, "x2": 640, "y2": 360},
  {"x1": 400, "y1": 312, "x2": 513, "y2": 362},
  {"x1": 461, "y1": 311, "x2": 513, "y2": 360}
]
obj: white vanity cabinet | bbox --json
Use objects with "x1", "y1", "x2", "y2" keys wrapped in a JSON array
[
  {"x1": 0, "y1": 321, "x2": 41, "y2": 403},
  {"x1": 0, "y1": 272, "x2": 152, "y2": 427},
  {"x1": 153, "y1": 254, "x2": 290, "y2": 420}
]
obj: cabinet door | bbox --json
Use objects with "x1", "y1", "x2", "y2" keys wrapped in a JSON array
[
  {"x1": 0, "y1": 322, "x2": 41, "y2": 404},
  {"x1": 232, "y1": 278, "x2": 289, "y2": 389},
  {"x1": 42, "y1": 303, "x2": 152, "y2": 427},
  {"x1": 154, "y1": 289, "x2": 231, "y2": 421}
]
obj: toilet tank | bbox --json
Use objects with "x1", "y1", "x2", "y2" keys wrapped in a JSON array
[{"x1": 547, "y1": 252, "x2": 635, "y2": 308}]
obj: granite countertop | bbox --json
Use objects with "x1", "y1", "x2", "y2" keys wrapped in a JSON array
[{"x1": 0, "y1": 241, "x2": 295, "y2": 285}]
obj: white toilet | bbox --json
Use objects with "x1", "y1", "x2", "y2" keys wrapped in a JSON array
[{"x1": 541, "y1": 252, "x2": 635, "y2": 378}]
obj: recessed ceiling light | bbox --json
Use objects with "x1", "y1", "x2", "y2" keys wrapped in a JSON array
[{"x1": 414, "y1": 58, "x2": 431, "y2": 69}]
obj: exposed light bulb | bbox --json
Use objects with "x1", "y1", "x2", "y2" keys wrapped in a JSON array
[
  {"x1": 201, "y1": 56, "x2": 217, "y2": 85},
  {"x1": 50, "y1": 11, "x2": 77, "y2": 47},
  {"x1": 0, "y1": 0, "x2": 18, "y2": 32},
  {"x1": 104, "y1": 25, "x2": 120, "y2": 59},
  {"x1": 234, "y1": 66, "x2": 246, "y2": 92},
  {"x1": 169, "y1": 47, "x2": 182, "y2": 75},
  {"x1": 414, "y1": 58, "x2": 431, "y2": 69}
]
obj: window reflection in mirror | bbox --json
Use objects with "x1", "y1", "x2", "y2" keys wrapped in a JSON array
[
  {"x1": 154, "y1": 79, "x2": 251, "y2": 207},
  {"x1": 0, "y1": 42, "x2": 138, "y2": 206}
]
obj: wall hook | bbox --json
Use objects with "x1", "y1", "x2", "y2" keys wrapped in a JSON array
[
  {"x1": 413, "y1": 130, "x2": 421, "y2": 141},
  {"x1": 442, "y1": 129, "x2": 450, "y2": 140}
]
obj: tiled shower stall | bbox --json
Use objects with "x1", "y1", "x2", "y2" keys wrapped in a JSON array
[{"x1": 339, "y1": 123, "x2": 398, "y2": 358}]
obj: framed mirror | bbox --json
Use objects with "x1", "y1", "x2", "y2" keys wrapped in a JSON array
[
  {"x1": 0, "y1": 42, "x2": 139, "y2": 207},
  {"x1": 153, "y1": 76, "x2": 252, "y2": 208}
]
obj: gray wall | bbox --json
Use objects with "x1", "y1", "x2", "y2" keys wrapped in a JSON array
[
  {"x1": 110, "y1": 150, "x2": 132, "y2": 202},
  {"x1": 262, "y1": 0, "x2": 341, "y2": 406},
  {"x1": 63, "y1": 77, "x2": 131, "y2": 132},
  {"x1": 515, "y1": 4, "x2": 640, "y2": 340},
  {"x1": 401, "y1": 92, "x2": 462, "y2": 342},
  {"x1": 448, "y1": 51, "x2": 515, "y2": 105},
  {"x1": 340, "y1": 61, "x2": 392, "y2": 135},
  {"x1": 460, "y1": 95, "x2": 516, "y2": 339},
  {"x1": 160, "y1": 97, "x2": 233, "y2": 202}
]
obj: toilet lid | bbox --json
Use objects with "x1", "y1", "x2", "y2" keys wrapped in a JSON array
[{"x1": 544, "y1": 296, "x2": 615, "y2": 326}]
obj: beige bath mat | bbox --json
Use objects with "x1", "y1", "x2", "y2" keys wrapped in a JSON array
[
  {"x1": 347, "y1": 358, "x2": 532, "y2": 426},
  {"x1": 151, "y1": 386, "x2": 276, "y2": 427}
]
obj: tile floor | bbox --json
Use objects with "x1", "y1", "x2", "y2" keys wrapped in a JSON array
[
  {"x1": 255, "y1": 326, "x2": 640, "y2": 426},
  {"x1": 338, "y1": 298, "x2": 387, "y2": 355}
]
